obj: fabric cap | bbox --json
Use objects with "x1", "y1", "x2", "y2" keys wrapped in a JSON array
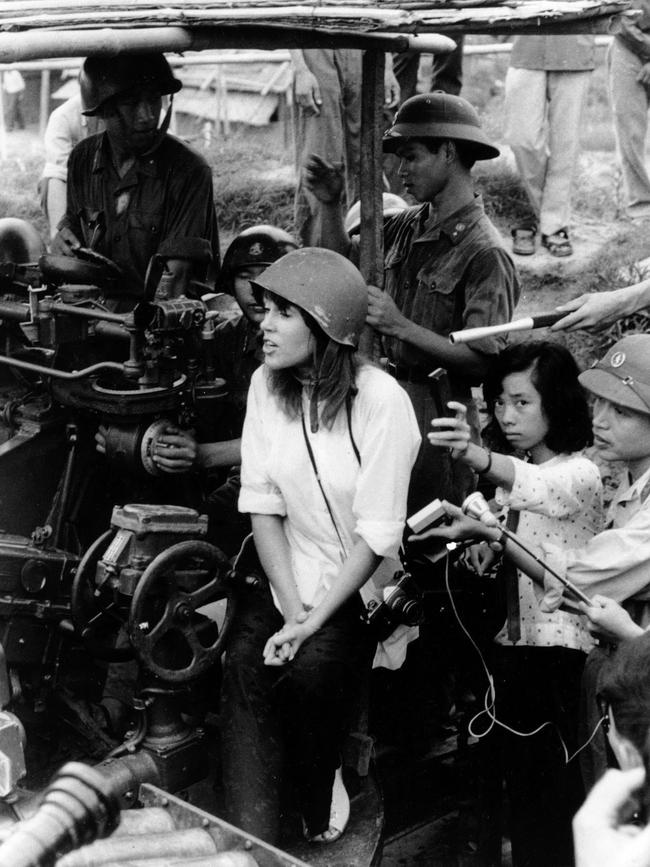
[
  {"x1": 383, "y1": 92, "x2": 499, "y2": 160},
  {"x1": 579, "y1": 334, "x2": 650, "y2": 415}
]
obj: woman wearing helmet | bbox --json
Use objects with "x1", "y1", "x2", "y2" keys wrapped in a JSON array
[{"x1": 221, "y1": 248, "x2": 420, "y2": 846}]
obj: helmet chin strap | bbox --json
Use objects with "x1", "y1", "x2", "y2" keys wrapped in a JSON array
[{"x1": 140, "y1": 95, "x2": 174, "y2": 157}]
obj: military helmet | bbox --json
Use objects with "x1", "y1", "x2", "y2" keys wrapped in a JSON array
[
  {"x1": 344, "y1": 193, "x2": 409, "y2": 236},
  {"x1": 80, "y1": 53, "x2": 181, "y2": 117},
  {"x1": 383, "y1": 92, "x2": 499, "y2": 160},
  {"x1": 217, "y1": 226, "x2": 298, "y2": 294},
  {"x1": 251, "y1": 248, "x2": 368, "y2": 348}
]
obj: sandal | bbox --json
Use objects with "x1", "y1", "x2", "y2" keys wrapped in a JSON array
[
  {"x1": 303, "y1": 766, "x2": 350, "y2": 844},
  {"x1": 511, "y1": 225, "x2": 536, "y2": 256},
  {"x1": 541, "y1": 228, "x2": 573, "y2": 257}
]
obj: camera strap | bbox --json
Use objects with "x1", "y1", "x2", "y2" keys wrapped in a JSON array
[{"x1": 300, "y1": 397, "x2": 360, "y2": 558}]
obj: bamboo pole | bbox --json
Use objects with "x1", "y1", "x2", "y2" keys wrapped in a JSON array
[
  {"x1": 39, "y1": 67, "x2": 49, "y2": 135},
  {"x1": 358, "y1": 48, "x2": 384, "y2": 361},
  {"x1": 0, "y1": 26, "x2": 458, "y2": 63},
  {"x1": 0, "y1": 74, "x2": 6, "y2": 162}
]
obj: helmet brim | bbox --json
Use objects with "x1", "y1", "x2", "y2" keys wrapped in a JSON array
[
  {"x1": 579, "y1": 368, "x2": 650, "y2": 416},
  {"x1": 382, "y1": 123, "x2": 500, "y2": 160}
]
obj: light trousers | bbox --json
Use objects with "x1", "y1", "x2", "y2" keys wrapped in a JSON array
[
  {"x1": 608, "y1": 39, "x2": 650, "y2": 217},
  {"x1": 504, "y1": 66, "x2": 591, "y2": 235}
]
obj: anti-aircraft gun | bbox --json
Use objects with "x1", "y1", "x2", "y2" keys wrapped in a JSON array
[{"x1": 0, "y1": 218, "x2": 251, "y2": 808}]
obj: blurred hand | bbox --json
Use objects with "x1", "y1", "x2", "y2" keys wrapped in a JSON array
[
  {"x1": 294, "y1": 68, "x2": 322, "y2": 116},
  {"x1": 552, "y1": 291, "x2": 632, "y2": 332},
  {"x1": 579, "y1": 595, "x2": 645, "y2": 643},
  {"x1": 573, "y1": 768, "x2": 650, "y2": 867},
  {"x1": 638, "y1": 62, "x2": 650, "y2": 88},
  {"x1": 462, "y1": 542, "x2": 499, "y2": 576},
  {"x1": 428, "y1": 401, "x2": 470, "y2": 459},
  {"x1": 50, "y1": 226, "x2": 82, "y2": 257},
  {"x1": 302, "y1": 154, "x2": 344, "y2": 204},
  {"x1": 95, "y1": 424, "x2": 108, "y2": 455},
  {"x1": 152, "y1": 424, "x2": 198, "y2": 474}
]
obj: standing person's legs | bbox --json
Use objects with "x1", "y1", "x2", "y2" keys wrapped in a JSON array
[
  {"x1": 540, "y1": 70, "x2": 592, "y2": 236},
  {"x1": 393, "y1": 50, "x2": 420, "y2": 105},
  {"x1": 293, "y1": 49, "x2": 349, "y2": 246},
  {"x1": 496, "y1": 646, "x2": 585, "y2": 867},
  {"x1": 608, "y1": 39, "x2": 650, "y2": 218},
  {"x1": 282, "y1": 601, "x2": 374, "y2": 836},
  {"x1": 505, "y1": 67, "x2": 548, "y2": 227},
  {"x1": 430, "y1": 36, "x2": 465, "y2": 95},
  {"x1": 336, "y1": 48, "x2": 362, "y2": 211}
]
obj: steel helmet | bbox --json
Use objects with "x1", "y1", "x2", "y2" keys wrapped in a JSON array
[
  {"x1": 251, "y1": 248, "x2": 368, "y2": 348},
  {"x1": 344, "y1": 193, "x2": 409, "y2": 236},
  {"x1": 217, "y1": 225, "x2": 298, "y2": 294},
  {"x1": 383, "y1": 92, "x2": 499, "y2": 160},
  {"x1": 80, "y1": 53, "x2": 181, "y2": 117}
]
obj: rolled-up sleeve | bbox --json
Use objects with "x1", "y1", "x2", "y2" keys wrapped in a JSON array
[
  {"x1": 540, "y1": 504, "x2": 650, "y2": 609},
  {"x1": 496, "y1": 455, "x2": 602, "y2": 519},
  {"x1": 353, "y1": 374, "x2": 420, "y2": 557},
  {"x1": 238, "y1": 371, "x2": 286, "y2": 517}
]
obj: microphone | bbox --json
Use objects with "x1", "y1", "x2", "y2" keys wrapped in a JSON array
[
  {"x1": 462, "y1": 491, "x2": 499, "y2": 527},
  {"x1": 460, "y1": 492, "x2": 591, "y2": 605}
]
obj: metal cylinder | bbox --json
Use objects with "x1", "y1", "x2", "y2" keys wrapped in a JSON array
[{"x1": 56, "y1": 827, "x2": 224, "y2": 866}]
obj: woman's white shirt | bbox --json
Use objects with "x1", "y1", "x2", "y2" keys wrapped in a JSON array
[{"x1": 239, "y1": 364, "x2": 421, "y2": 666}]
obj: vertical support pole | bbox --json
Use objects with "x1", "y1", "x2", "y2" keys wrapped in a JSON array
[
  {"x1": 0, "y1": 73, "x2": 7, "y2": 162},
  {"x1": 358, "y1": 49, "x2": 385, "y2": 359},
  {"x1": 40, "y1": 68, "x2": 50, "y2": 137}
]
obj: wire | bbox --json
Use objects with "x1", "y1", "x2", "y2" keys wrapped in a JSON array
[{"x1": 443, "y1": 549, "x2": 606, "y2": 764}]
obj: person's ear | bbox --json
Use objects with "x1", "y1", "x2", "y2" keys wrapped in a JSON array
[{"x1": 445, "y1": 140, "x2": 457, "y2": 164}]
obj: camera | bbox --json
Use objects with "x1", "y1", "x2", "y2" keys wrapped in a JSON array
[{"x1": 366, "y1": 571, "x2": 425, "y2": 641}]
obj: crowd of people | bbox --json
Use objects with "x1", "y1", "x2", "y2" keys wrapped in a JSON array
[{"x1": 29, "y1": 27, "x2": 650, "y2": 866}]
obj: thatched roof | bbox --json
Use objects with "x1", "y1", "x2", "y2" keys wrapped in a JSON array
[{"x1": 0, "y1": 0, "x2": 634, "y2": 40}]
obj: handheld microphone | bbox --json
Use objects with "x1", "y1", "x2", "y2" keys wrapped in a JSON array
[{"x1": 460, "y1": 492, "x2": 591, "y2": 605}]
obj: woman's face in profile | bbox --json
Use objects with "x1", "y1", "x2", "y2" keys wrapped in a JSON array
[{"x1": 260, "y1": 295, "x2": 314, "y2": 375}]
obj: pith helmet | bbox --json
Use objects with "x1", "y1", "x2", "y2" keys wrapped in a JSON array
[
  {"x1": 383, "y1": 92, "x2": 499, "y2": 160},
  {"x1": 344, "y1": 193, "x2": 409, "y2": 236},
  {"x1": 80, "y1": 53, "x2": 181, "y2": 116},
  {"x1": 579, "y1": 334, "x2": 650, "y2": 416},
  {"x1": 251, "y1": 248, "x2": 368, "y2": 348},
  {"x1": 217, "y1": 225, "x2": 298, "y2": 294}
]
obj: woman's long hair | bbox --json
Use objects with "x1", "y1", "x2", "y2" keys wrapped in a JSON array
[
  {"x1": 483, "y1": 341, "x2": 593, "y2": 455},
  {"x1": 262, "y1": 291, "x2": 360, "y2": 430}
]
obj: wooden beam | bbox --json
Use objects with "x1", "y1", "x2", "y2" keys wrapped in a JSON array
[{"x1": 358, "y1": 49, "x2": 384, "y2": 360}]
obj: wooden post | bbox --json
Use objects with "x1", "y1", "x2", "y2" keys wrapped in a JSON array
[
  {"x1": 0, "y1": 73, "x2": 6, "y2": 162},
  {"x1": 358, "y1": 48, "x2": 385, "y2": 360},
  {"x1": 39, "y1": 67, "x2": 50, "y2": 136}
]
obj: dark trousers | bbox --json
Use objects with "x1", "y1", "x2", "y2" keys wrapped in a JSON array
[
  {"x1": 220, "y1": 579, "x2": 374, "y2": 844},
  {"x1": 393, "y1": 37, "x2": 466, "y2": 103},
  {"x1": 476, "y1": 646, "x2": 585, "y2": 867}
]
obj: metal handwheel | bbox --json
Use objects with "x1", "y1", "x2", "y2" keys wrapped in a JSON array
[
  {"x1": 70, "y1": 530, "x2": 134, "y2": 662},
  {"x1": 127, "y1": 540, "x2": 235, "y2": 683}
]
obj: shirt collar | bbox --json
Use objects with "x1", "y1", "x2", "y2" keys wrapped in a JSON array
[
  {"x1": 615, "y1": 464, "x2": 650, "y2": 505},
  {"x1": 92, "y1": 132, "x2": 161, "y2": 180},
  {"x1": 414, "y1": 194, "x2": 484, "y2": 246}
]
